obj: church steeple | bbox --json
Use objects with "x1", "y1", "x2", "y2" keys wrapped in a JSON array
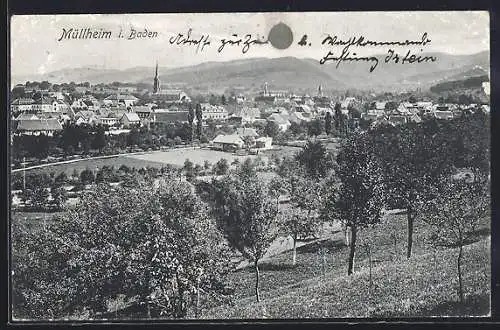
[{"x1": 153, "y1": 61, "x2": 161, "y2": 94}]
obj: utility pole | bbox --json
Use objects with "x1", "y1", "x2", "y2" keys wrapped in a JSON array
[{"x1": 22, "y1": 156, "x2": 26, "y2": 191}]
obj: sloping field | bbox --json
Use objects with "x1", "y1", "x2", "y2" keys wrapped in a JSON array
[{"x1": 205, "y1": 237, "x2": 490, "y2": 319}]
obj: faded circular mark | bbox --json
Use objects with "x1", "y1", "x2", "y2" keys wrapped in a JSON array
[{"x1": 268, "y1": 22, "x2": 293, "y2": 50}]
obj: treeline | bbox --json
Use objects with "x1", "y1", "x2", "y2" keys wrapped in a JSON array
[{"x1": 11, "y1": 122, "x2": 197, "y2": 164}]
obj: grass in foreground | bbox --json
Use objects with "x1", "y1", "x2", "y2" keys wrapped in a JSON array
[{"x1": 202, "y1": 213, "x2": 490, "y2": 318}]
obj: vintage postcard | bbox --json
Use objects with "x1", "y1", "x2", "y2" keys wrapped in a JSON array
[{"x1": 9, "y1": 12, "x2": 490, "y2": 321}]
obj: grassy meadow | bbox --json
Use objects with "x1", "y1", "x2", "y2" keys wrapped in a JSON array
[{"x1": 201, "y1": 212, "x2": 490, "y2": 319}]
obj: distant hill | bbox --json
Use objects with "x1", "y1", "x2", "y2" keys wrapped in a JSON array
[
  {"x1": 12, "y1": 51, "x2": 489, "y2": 92},
  {"x1": 430, "y1": 75, "x2": 489, "y2": 94}
]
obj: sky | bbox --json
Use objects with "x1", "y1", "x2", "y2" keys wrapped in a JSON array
[{"x1": 11, "y1": 11, "x2": 489, "y2": 77}]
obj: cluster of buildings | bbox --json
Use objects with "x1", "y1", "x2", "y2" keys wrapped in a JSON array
[
  {"x1": 362, "y1": 101, "x2": 490, "y2": 128},
  {"x1": 10, "y1": 63, "x2": 490, "y2": 143}
]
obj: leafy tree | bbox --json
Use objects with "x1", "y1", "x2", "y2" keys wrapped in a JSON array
[
  {"x1": 195, "y1": 104, "x2": 203, "y2": 139},
  {"x1": 384, "y1": 101, "x2": 398, "y2": 111},
  {"x1": 423, "y1": 177, "x2": 489, "y2": 305},
  {"x1": 295, "y1": 140, "x2": 333, "y2": 180},
  {"x1": 334, "y1": 103, "x2": 345, "y2": 137},
  {"x1": 264, "y1": 120, "x2": 281, "y2": 139},
  {"x1": 11, "y1": 85, "x2": 26, "y2": 100},
  {"x1": 28, "y1": 187, "x2": 50, "y2": 211},
  {"x1": 307, "y1": 119, "x2": 323, "y2": 136},
  {"x1": 453, "y1": 111, "x2": 490, "y2": 183},
  {"x1": 275, "y1": 167, "x2": 324, "y2": 266},
  {"x1": 54, "y1": 172, "x2": 68, "y2": 186},
  {"x1": 92, "y1": 126, "x2": 107, "y2": 153},
  {"x1": 325, "y1": 112, "x2": 333, "y2": 135},
  {"x1": 203, "y1": 160, "x2": 212, "y2": 172},
  {"x1": 12, "y1": 179, "x2": 233, "y2": 319},
  {"x1": 211, "y1": 166, "x2": 281, "y2": 302},
  {"x1": 213, "y1": 158, "x2": 229, "y2": 175},
  {"x1": 80, "y1": 168, "x2": 95, "y2": 185},
  {"x1": 188, "y1": 105, "x2": 195, "y2": 142},
  {"x1": 370, "y1": 121, "x2": 456, "y2": 258},
  {"x1": 321, "y1": 131, "x2": 385, "y2": 275},
  {"x1": 51, "y1": 186, "x2": 68, "y2": 210}
]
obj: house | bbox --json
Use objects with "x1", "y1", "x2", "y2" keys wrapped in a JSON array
[
  {"x1": 232, "y1": 107, "x2": 261, "y2": 124},
  {"x1": 10, "y1": 98, "x2": 35, "y2": 114},
  {"x1": 388, "y1": 115, "x2": 408, "y2": 125},
  {"x1": 409, "y1": 114, "x2": 422, "y2": 123},
  {"x1": 133, "y1": 106, "x2": 154, "y2": 120},
  {"x1": 255, "y1": 136, "x2": 273, "y2": 150},
  {"x1": 341, "y1": 97, "x2": 358, "y2": 109},
  {"x1": 54, "y1": 100, "x2": 72, "y2": 114},
  {"x1": 74, "y1": 111, "x2": 98, "y2": 126},
  {"x1": 200, "y1": 103, "x2": 229, "y2": 122},
  {"x1": 153, "y1": 89, "x2": 191, "y2": 104},
  {"x1": 267, "y1": 113, "x2": 291, "y2": 131},
  {"x1": 236, "y1": 127, "x2": 259, "y2": 138},
  {"x1": 371, "y1": 117, "x2": 395, "y2": 128},
  {"x1": 433, "y1": 111, "x2": 454, "y2": 120},
  {"x1": 295, "y1": 104, "x2": 312, "y2": 113},
  {"x1": 212, "y1": 134, "x2": 245, "y2": 151},
  {"x1": 98, "y1": 117, "x2": 119, "y2": 127},
  {"x1": 15, "y1": 118, "x2": 63, "y2": 136},
  {"x1": 71, "y1": 99, "x2": 89, "y2": 111},
  {"x1": 31, "y1": 97, "x2": 56, "y2": 113},
  {"x1": 118, "y1": 86, "x2": 137, "y2": 93},
  {"x1": 374, "y1": 101, "x2": 387, "y2": 111},
  {"x1": 289, "y1": 111, "x2": 311, "y2": 124},
  {"x1": 103, "y1": 94, "x2": 139, "y2": 107},
  {"x1": 360, "y1": 113, "x2": 380, "y2": 122},
  {"x1": 120, "y1": 112, "x2": 141, "y2": 127}
]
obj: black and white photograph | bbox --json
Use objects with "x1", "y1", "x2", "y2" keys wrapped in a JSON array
[{"x1": 8, "y1": 11, "x2": 491, "y2": 321}]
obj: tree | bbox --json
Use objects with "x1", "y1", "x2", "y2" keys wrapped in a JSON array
[
  {"x1": 92, "y1": 126, "x2": 107, "y2": 153},
  {"x1": 307, "y1": 119, "x2": 323, "y2": 136},
  {"x1": 211, "y1": 166, "x2": 281, "y2": 302},
  {"x1": 370, "y1": 121, "x2": 456, "y2": 258},
  {"x1": 264, "y1": 121, "x2": 281, "y2": 139},
  {"x1": 80, "y1": 168, "x2": 95, "y2": 185},
  {"x1": 453, "y1": 111, "x2": 490, "y2": 183},
  {"x1": 51, "y1": 186, "x2": 68, "y2": 210},
  {"x1": 423, "y1": 177, "x2": 489, "y2": 305},
  {"x1": 188, "y1": 105, "x2": 195, "y2": 142},
  {"x1": 321, "y1": 131, "x2": 385, "y2": 275},
  {"x1": 275, "y1": 166, "x2": 324, "y2": 266},
  {"x1": 195, "y1": 104, "x2": 203, "y2": 139},
  {"x1": 22, "y1": 187, "x2": 50, "y2": 211},
  {"x1": 12, "y1": 179, "x2": 233, "y2": 319},
  {"x1": 334, "y1": 103, "x2": 345, "y2": 137},
  {"x1": 325, "y1": 112, "x2": 333, "y2": 135},
  {"x1": 203, "y1": 160, "x2": 212, "y2": 172},
  {"x1": 213, "y1": 158, "x2": 229, "y2": 175},
  {"x1": 54, "y1": 172, "x2": 68, "y2": 186},
  {"x1": 295, "y1": 140, "x2": 333, "y2": 180}
]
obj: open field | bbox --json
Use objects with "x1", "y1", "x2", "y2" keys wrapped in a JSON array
[{"x1": 124, "y1": 148, "x2": 268, "y2": 167}]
